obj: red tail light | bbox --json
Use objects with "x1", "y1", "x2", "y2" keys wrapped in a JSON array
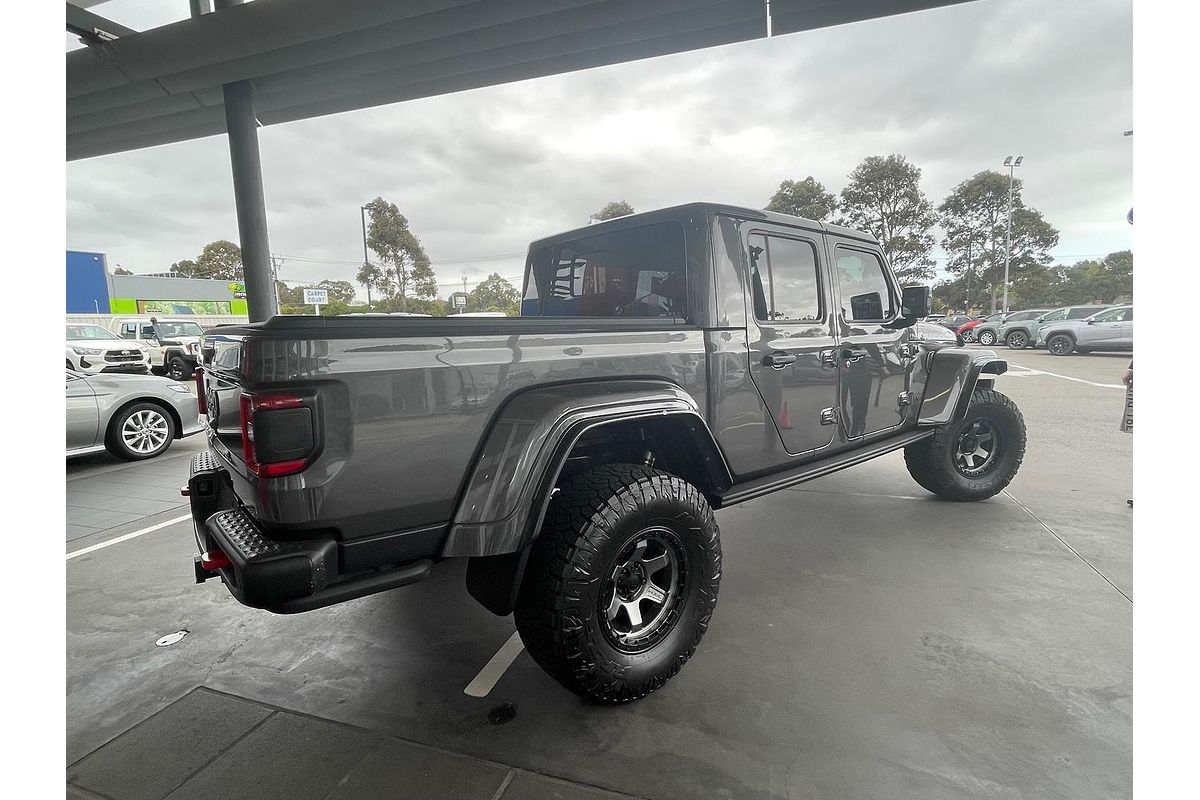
[
  {"x1": 240, "y1": 392, "x2": 310, "y2": 478},
  {"x1": 194, "y1": 367, "x2": 207, "y2": 415}
]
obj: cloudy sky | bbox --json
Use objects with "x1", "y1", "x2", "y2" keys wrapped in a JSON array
[{"x1": 66, "y1": 0, "x2": 1132, "y2": 300}]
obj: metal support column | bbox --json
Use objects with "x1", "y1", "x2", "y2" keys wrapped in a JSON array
[{"x1": 216, "y1": 0, "x2": 275, "y2": 322}]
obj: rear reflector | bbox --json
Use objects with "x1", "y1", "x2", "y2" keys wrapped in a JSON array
[{"x1": 194, "y1": 367, "x2": 206, "y2": 414}]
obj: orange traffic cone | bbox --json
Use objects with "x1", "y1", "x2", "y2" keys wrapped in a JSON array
[{"x1": 779, "y1": 400, "x2": 793, "y2": 429}]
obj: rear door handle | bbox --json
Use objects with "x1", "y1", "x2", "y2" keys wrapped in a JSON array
[{"x1": 764, "y1": 351, "x2": 797, "y2": 369}]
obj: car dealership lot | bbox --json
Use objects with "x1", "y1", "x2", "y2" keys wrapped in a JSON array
[{"x1": 66, "y1": 351, "x2": 1131, "y2": 800}]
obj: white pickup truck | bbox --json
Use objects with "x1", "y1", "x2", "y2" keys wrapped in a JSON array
[{"x1": 109, "y1": 317, "x2": 205, "y2": 380}]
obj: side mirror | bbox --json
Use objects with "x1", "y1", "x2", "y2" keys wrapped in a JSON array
[
  {"x1": 1087, "y1": 319, "x2": 1097, "y2": 325},
  {"x1": 900, "y1": 286, "x2": 932, "y2": 319}
]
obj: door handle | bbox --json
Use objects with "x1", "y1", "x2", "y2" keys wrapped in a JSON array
[
  {"x1": 764, "y1": 351, "x2": 797, "y2": 369},
  {"x1": 841, "y1": 347, "x2": 868, "y2": 364}
]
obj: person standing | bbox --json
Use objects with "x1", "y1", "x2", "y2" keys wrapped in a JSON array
[{"x1": 1121, "y1": 360, "x2": 1132, "y2": 506}]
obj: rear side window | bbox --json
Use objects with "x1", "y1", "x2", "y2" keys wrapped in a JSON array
[
  {"x1": 521, "y1": 222, "x2": 686, "y2": 319},
  {"x1": 1040, "y1": 309, "x2": 1069, "y2": 322},
  {"x1": 1093, "y1": 307, "x2": 1132, "y2": 322},
  {"x1": 747, "y1": 233, "x2": 823, "y2": 322},
  {"x1": 834, "y1": 248, "x2": 894, "y2": 322},
  {"x1": 1067, "y1": 307, "x2": 1100, "y2": 318}
]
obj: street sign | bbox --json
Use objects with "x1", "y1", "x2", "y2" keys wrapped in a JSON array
[
  {"x1": 453, "y1": 294, "x2": 467, "y2": 308},
  {"x1": 304, "y1": 288, "x2": 329, "y2": 305}
]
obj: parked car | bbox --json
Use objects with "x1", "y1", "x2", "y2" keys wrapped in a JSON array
[
  {"x1": 66, "y1": 369, "x2": 203, "y2": 460},
  {"x1": 973, "y1": 309, "x2": 1050, "y2": 347},
  {"x1": 1037, "y1": 305, "x2": 1133, "y2": 355},
  {"x1": 936, "y1": 314, "x2": 979, "y2": 332},
  {"x1": 188, "y1": 202, "x2": 1026, "y2": 704},
  {"x1": 957, "y1": 313, "x2": 1008, "y2": 343},
  {"x1": 66, "y1": 323, "x2": 151, "y2": 375},
  {"x1": 1000, "y1": 304, "x2": 1112, "y2": 350},
  {"x1": 108, "y1": 317, "x2": 206, "y2": 380}
]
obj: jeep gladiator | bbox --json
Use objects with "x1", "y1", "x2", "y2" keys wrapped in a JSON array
[{"x1": 189, "y1": 202, "x2": 1026, "y2": 703}]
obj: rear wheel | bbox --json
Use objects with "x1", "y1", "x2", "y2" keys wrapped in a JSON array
[
  {"x1": 1005, "y1": 330, "x2": 1029, "y2": 349},
  {"x1": 106, "y1": 402, "x2": 176, "y2": 460},
  {"x1": 904, "y1": 388, "x2": 1026, "y2": 502},
  {"x1": 1046, "y1": 333, "x2": 1076, "y2": 356},
  {"x1": 515, "y1": 464, "x2": 721, "y2": 704},
  {"x1": 977, "y1": 329, "x2": 997, "y2": 346}
]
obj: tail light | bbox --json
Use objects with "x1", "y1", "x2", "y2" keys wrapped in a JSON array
[
  {"x1": 194, "y1": 367, "x2": 207, "y2": 415},
  {"x1": 239, "y1": 391, "x2": 314, "y2": 478}
]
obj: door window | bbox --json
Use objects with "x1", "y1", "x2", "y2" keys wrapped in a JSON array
[
  {"x1": 140, "y1": 324, "x2": 157, "y2": 339},
  {"x1": 121, "y1": 323, "x2": 138, "y2": 339},
  {"x1": 833, "y1": 248, "x2": 893, "y2": 322},
  {"x1": 1092, "y1": 307, "x2": 1131, "y2": 322},
  {"x1": 747, "y1": 234, "x2": 822, "y2": 323}
]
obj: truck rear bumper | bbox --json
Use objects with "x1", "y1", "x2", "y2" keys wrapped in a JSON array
[{"x1": 187, "y1": 451, "x2": 433, "y2": 613}]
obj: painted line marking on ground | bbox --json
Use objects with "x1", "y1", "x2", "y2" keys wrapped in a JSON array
[
  {"x1": 66, "y1": 514, "x2": 191, "y2": 561},
  {"x1": 464, "y1": 631, "x2": 525, "y2": 697},
  {"x1": 1004, "y1": 363, "x2": 1124, "y2": 389},
  {"x1": 67, "y1": 449, "x2": 195, "y2": 483}
]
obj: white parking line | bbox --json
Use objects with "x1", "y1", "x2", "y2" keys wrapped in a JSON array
[
  {"x1": 1005, "y1": 363, "x2": 1124, "y2": 389},
  {"x1": 464, "y1": 631, "x2": 525, "y2": 697},
  {"x1": 66, "y1": 514, "x2": 191, "y2": 561}
]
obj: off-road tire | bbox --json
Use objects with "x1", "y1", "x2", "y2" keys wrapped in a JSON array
[
  {"x1": 1005, "y1": 330, "x2": 1029, "y2": 349},
  {"x1": 514, "y1": 464, "x2": 721, "y2": 704},
  {"x1": 166, "y1": 355, "x2": 190, "y2": 381},
  {"x1": 1046, "y1": 333, "x2": 1076, "y2": 356},
  {"x1": 904, "y1": 388, "x2": 1026, "y2": 502},
  {"x1": 977, "y1": 329, "x2": 997, "y2": 346}
]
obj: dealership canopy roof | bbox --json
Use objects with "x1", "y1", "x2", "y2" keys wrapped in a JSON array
[{"x1": 66, "y1": 0, "x2": 972, "y2": 161}]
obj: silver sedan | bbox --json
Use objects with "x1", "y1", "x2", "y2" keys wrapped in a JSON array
[{"x1": 66, "y1": 369, "x2": 204, "y2": 460}]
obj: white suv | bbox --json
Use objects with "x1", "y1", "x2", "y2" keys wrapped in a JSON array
[
  {"x1": 110, "y1": 317, "x2": 205, "y2": 380},
  {"x1": 66, "y1": 323, "x2": 151, "y2": 375}
]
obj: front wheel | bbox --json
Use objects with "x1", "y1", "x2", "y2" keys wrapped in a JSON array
[
  {"x1": 1005, "y1": 330, "x2": 1029, "y2": 349},
  {"x1": 904, "y1": 388, "x2": 1026, "y2": 502},
  {"x1": 106, "y1": 402, "x2": 176, "y2": 460},
  {"x1": 977, "y1": 330, "x2": 997, "y2": 346},
  {"x1": 515, "y1": 464, "x2": 721, "y2": 704},
  {"x1": 166, "y1": 355, "x2": 191, "y2": 381},
  {"x1": 1046, "y1": 333, "x2": 1076, "y2": 356}
]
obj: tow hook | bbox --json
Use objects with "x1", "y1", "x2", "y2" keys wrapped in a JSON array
[{"x1": 194, "y1": 549, "x2": 232, "y2": 583}]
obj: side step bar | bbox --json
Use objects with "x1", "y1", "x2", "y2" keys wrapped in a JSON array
[{"x1": 715, "y1": 429, "x2": 934, "y2": 507}]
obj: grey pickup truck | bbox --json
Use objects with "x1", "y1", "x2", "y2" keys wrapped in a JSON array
[{"x1": 189, "y1": 202, "x2": 1026, "y2": 703}]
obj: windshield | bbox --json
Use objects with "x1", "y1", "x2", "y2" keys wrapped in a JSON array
[
  {"x1": 157, "y1": 321, "x2": 205, "y2": 337},
  {"x1": 66, "y1": 324, "x2": 120, "y2": 340}
]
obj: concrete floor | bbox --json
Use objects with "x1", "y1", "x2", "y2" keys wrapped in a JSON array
[{"x1": 66, "y1": 348, "x2": 1132, "y2": 800}]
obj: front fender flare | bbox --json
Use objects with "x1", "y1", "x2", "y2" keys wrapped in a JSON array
[
  {"x1": 443, "y1": 380, "x2": 730, "y2": 560},
  {"x1": 918, "y1": 348, "x2": 1008, "y2": 426}
]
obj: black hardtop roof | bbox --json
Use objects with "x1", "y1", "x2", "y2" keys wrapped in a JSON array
[{"x1": 528, "y1": 202, "x2": 879, "y2": 250}]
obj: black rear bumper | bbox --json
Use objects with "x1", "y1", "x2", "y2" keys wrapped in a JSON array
[{"x1": 188, "y1": 451, "x2": 433, "y2": 613}]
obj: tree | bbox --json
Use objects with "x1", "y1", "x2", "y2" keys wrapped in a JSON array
[
  {"x1": 170, "y1": 240, "x2": 244, "y2": 280},
  {"x1": 590, "y1": 200, "x2": 635, "y2": 221},
  {"x1": 765, "y1": 176, "x2": 837, "y2": 221},
  {"x1": 276, "y1": 281, "x2": 304, "y2": 305},
  {"x1": 317, "y1": 279, "x2": 356, "y2": 304},
  {"x1": 938, "y1": 171, "x2": 1059, "y2": 310},
  {"x1": 837, "y1": 155, "x2": 938, "y2": 284},
  {"x1": 466, "y1": 273, "x2": 521, "y2": 316},
  {"x1": 112, "y1": 265, "x2": 133, "y2": 276},
  {"x1": 362, "y1": 197, "x2": 437, "y2": 311}
]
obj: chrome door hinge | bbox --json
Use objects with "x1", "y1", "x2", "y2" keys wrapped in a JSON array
[
  {"x1": 897, "y1": 391, "x2": 911, "y2": 407},
  {"x1": 820, "y1": 407, "x2": 838, "y2": 425}
]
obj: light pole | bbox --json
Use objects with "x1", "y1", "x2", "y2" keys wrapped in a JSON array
[
  {"x1": 359, "y1": 205, "x2": 373, "y2": 310},
  {"x1": 1002, "y1": 155, "x2": 1023, "y2": 312}
]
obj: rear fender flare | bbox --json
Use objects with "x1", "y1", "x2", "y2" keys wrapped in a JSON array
[
  {"x1": 446, "y1": 380, "x2": 731, "y2": 561},
  {"x1": 918, "y1": 348, "x2": 1008, "y2": 426}
]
